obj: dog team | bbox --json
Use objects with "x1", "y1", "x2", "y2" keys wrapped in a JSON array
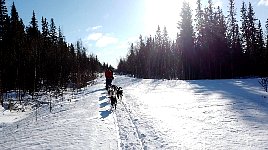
[
  {"x1": 107, "y1": 85, "x2": 123, "y2": 110},
  {"x1": 105, "y1": 68, "x2": 123, "y2": 110}
]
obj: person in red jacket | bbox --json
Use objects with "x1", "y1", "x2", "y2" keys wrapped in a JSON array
[{"x1": 105, "y1": 68, "x2": 114, "y2": 90}]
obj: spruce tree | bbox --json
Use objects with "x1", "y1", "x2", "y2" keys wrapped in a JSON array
[
  {"x1": 49, "y1": 18, "x2": 57, "y2": 44},
  {"x1": 0, "y1": 0, "x2": 8, "y2": 106},
  {"x1": 227, "y1": 0, "x2": 237, "y2": 49},
  {"x1": 178, "y1": 1, "x2": 194, "y2": 79},
  {"x1": 265, "y1": 19, "x2": 268, "y2": 75},
  {"x1": 240, "y1": 2, "x2": 248, "y2": 52},
  {"x1": 9, "y1": 2, "x2": 25, "y2": 93},
  {"x1": 0, "y1": 0, "x2": 7, "y2": 41},
  {"x1": 227, "y1": 0, "x2": 243, "y2": 77},
  {"x1": 255, "y1": 20, "x2": 265, "y2": 75},
  {"x1": 247, "y1": 2, "x2": 258, "y2": 75}
]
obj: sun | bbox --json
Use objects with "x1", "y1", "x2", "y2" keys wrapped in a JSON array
[{"x1": 144, "y1": 0, "x2": 196, "y2": 39}]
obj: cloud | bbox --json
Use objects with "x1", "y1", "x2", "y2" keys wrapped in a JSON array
[
  {"x1": 85, "y1": 32, "x2": 118, "y2": 48},
  {"x1": 258, "y1": 0, "x2": 268, "y2": 6},
  {"x1": 92, "y1": 25, "x2": 102, "y2": 30},
  {"x1": 96, "y1": 35, "x2": 118, "y2": 48},
  {"x1": 86, "y1": 33, "x2": 103, "y2": 41},
  {"x1": 86, "y1": 25, "x2": 103, "y2": 32}
]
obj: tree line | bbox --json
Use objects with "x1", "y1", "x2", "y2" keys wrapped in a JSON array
[
  {"x1": 117, "y1": 0, "x2": 268, "y2": 80},
  {"x1": 0, "y1": 1, "x2": 103, "y2": 103}
]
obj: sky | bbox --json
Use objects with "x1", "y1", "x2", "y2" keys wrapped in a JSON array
[{"x1": 5, "y1": 0, "x2": 268, "y2": 67}]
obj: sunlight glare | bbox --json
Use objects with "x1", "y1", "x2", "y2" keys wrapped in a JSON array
[{"x1": 144, "y1": 0, "x2": 196, "y2": 39}]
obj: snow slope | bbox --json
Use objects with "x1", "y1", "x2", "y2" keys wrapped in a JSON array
[{"x1": 1, "y1": 75, "x2": 268, "y2": 149}]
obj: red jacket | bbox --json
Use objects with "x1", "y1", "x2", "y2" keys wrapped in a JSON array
[{"x1": 105, "y1": 70, "x2": 113, "y2": 78}]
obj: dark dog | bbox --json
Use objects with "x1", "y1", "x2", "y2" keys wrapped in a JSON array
[
  {"x1": 111, "y1": 85, "x2": 118, "y2": 91},
  {"x1": 108, "y1": 85, "x2": 122, "y2": 110},
  {"x1": 111, "y1": 85, "x2": 123, "y2": 100},
  {"x1": 107, "y1": 85, "x2": 113, "y2": 96},
  {"x1": 116, "y1": 87, "x2": 123, "y2": 100},
  {"x1": 110, "y1": 95, "x2": 117, "y2": 110}
]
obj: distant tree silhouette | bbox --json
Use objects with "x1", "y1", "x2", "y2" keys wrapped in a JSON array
[
  {"x1": 118, "y1": 0, "x2": 268, "y2": 80},
  {"x1": 0, "y1": 1, "x2": 103, "y2": 99}
]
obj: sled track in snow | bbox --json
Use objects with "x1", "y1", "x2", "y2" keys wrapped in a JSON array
[
  {"x1": 115, "y1": 98, "x2": 146, "y2": 150},
  {"x1": 111, "y1": 111, "x2": 121, "y2": 150}
]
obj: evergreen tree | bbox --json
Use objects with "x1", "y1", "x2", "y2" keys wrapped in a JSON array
[
  {"x1": 0, "y1": 1, "x2": 102, "y2": 100},
  {"x1": 178, "y1": 1, "x2": 195, "y2": 79},
  {"x1": 0, "y1": 0, "x2": 8, "y2": 106},
  {"x1": 154, "y1": 26, "x2": 162, "y2": 78},
  {"x1": 227, "y1": 0, "x2": 237, "y2": 49},
  {"x1": 255, "y1": 20, "x2": 265, "y2": 75},
  {"x1": 8, "y1": 2, "x2": 25, "y2": 91},
  {"x1": 226, "y1": 0, "x2": 243, "y2": 77},
  {"x1": 247, "y1": 2, "x2": 258, "y2": 75},
  {"x1": 0, "y1": 0, "x2": 7, "y2": 41},
  {"x1": 118, "y1": 0, "x2": 266, "y2": 80},
  {"x1": 194, "y1": 0, "x2": 204, "y2": 48},
  {"x1": 49, "y1": 18, "x2": 57, "y2": 44},
  {"x1": 162, "y1": 27, "x2": 171, "y2": 78},
  {"x1": 265, "y1": 19, "x2": 268, "y2": 75},
  {"x1": 26, "y1": 11, "x2": 41, "y2": 93},
  {"x1": 41, "y1": 17, "x2": 49, "y2": 39},
  {"x1": 194, "y1": 0, "x2": 205, "y2": 79}
]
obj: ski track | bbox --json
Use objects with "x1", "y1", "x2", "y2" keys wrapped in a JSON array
[{"x1": 115, "y1": 97, "x2": 144, "y2": 150}]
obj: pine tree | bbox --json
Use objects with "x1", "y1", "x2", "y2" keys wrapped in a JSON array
[
  {"x1": 265, "y1": 19, "x2": 268, "y2": 75},
  {"x1": 0, "y1": 0, "x2": 7, "y2": 41},
  {"x1": 194, "y1": 0, "x2": 204, "y2": 48},
  {"x1": 247, "y1": 2, "x2": 258, "y2": 75},
  {"x1": 194, "y1": 0, "x2": 205, "y2": 79},
  {"x1": 9, "y1": 2, "x2": 25, "y2": 94},
  {"x1": 255, "y1": 20, "x2": 265, "y2": 75},
  {"x1": 227, "y1": 0, "x2": 237, "y2": 49},
  {"x1": 214, "y1": 6, "x2": 229, "y2": 78},
  {"x1": 0, "y1": 0, "x2": 8, "y2": 106},
  {"x1": 247, "y1": 2, "x2": 258, "y2": 54},
  {"x1": 178, "y1": 1, "x2": 195, "y2": 79},
  {"x1": 226, "y1": 0, "x2": 243, "y2": 77},
  {"x1": 240, "y1": 2, "x2": 248, "y2": 51},
  {"x1": 27, "y1": 11, "x2": 39, "y2": 38},
  {"x1": 154, "y1": 26, "x2": 162, "y2": 78},
  {"x1": 201, "y1": 0, "x2": 215, "y2": 79},
  {"x1": 240, "y1": 2, "x2": 251, "y2": 75},
  {"x1": 41, "y1": 17, "x2": 49, "y2": 39},
  {"x1": 162, "y1": 27, "x2": 171, "y2": 78},
  {"x1": 25, "y1": 10, "x2": 41, "y2": 93},
  {"x1": 49, "y1": 18, "x2": 57, "y2": 44},
  {"x1": 232, "y1": 23, "x2": 243, "y2": 77}
]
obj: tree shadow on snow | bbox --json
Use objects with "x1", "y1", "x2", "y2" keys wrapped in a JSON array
[
  {"x1": 187, "y1": 79, "x2": 268, "y2": 124},
  {"x1": 99, "y1": 110, "x2": 112, "y2": 119}
]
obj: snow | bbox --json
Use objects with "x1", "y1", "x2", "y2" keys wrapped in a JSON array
[{"x1": 1, "y1": 76, "x2": 268, "y2": 149}]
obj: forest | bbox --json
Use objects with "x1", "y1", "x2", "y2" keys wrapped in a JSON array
[
  {"x1": 117, "y1": 0, "x2": 268, "y2": 80},
  {"x1": 0, "y1": 1, "x2": 104, "y2": 106}
]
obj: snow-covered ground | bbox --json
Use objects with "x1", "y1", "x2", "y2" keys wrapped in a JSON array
[{"x1": 1, "y1": 75, "x2": 268, "y2": 149}]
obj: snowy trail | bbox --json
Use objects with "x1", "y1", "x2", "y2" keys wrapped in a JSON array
[
  {"x1": 113, "y1": 76, "x2": 268, "y2": 149},
  {"x1": 0, "y1": 79, "x2": 119, "y2": 150},
  {"x1": 115, "y1": 96, "x2": 144, "y2": 149},
  {"x1": 1, "y1": 75, "x2": 268, "y2": 149}
]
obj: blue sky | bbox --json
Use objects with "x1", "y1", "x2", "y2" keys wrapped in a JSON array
[{"x1": 6, "y1": 0, "x2": 268, "y2": 67}]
